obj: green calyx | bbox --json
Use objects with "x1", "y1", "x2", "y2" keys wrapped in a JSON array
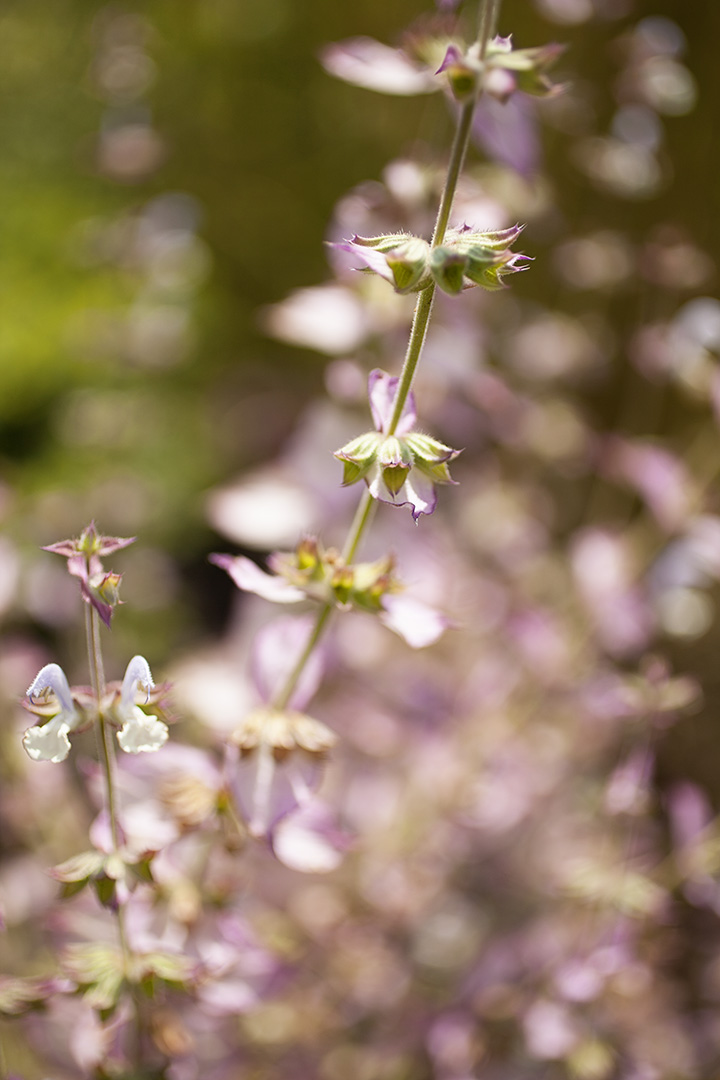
[{"x1": 334, "y1": 431, "x2": 382, "y2": 486}]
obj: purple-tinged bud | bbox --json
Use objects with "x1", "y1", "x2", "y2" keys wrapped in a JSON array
[
  {"x1": 43, "y1": 522, "x2": 136, "y2": 560},
  {"x1": 43, "y1": 522, "x2": 135, "y2": 627},
  {"x1": 378, "y1": 435, "x2": 413, "y2": 495},
  {"x1": 296, "y1": 537, "x2": 321, "y2": 573},
  {"x1": 331, "y1": 566, "x2": 355, "y2": 607},
  {"x1": 436, "y1": 43, "x2": 482, "y2": 101},
  {"x1": 484, "y1": 36, "x2": 566, "y2": 102}
]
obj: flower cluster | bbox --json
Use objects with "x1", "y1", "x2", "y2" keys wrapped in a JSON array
[
  {"x1": 212, "y1": 537, "x2": 448, "y2": 650},
  {"x1": 335, "y1": 368, "x2": 461, "y2": 519},
  {"x1": 22, "y1": 656, "x2": 170, "y2": 763},
  {"x1": 437, "y1": 36, "x2": 565, "y2": 103},
  {"x1": 334, "y1": 223, "x2": 529, "y2": 295}
]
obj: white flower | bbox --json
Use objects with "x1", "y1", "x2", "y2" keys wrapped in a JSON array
[
  {"x1": 115, "y1": 656, "x2": 168, "y2": 754},
  {"x1": 23, "y1": 664, "x2": 80, "y2": 763}
]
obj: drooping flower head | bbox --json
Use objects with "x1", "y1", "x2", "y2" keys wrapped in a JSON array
[
  {"x1": 44, "y1": 522, "x2": 135, "y2": 628},
  {"x1": 335, "y1": 369, "x2": 461, "y2": 520}
]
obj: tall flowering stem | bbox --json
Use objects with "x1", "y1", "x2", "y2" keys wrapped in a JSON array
[
  {"x1": 82, "y1": 562, "x2": 143, "y2": 1063},
  {"x1": 386, "y1": 0, "x2": 500, "y2": 437},
  {"x1": 270, "y1": 0, "x2": 501, "y2": 711},
  {"x1": 271, "y1": 490, "x2": 376, "y2": 710}
]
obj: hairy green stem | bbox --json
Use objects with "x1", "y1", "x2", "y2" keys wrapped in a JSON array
[
  {"x1": 85, "y1": 603, "x2": 121, "y2": 852},
  {"x1": 387, "y1": 0, "x2": 500, "y2": 436},
  {"x1": 271, "y1": 491, "x2": 376, "y2": 711},
  {"x1": 270, "y1": 0, "x2": 501, "y2": 711}
]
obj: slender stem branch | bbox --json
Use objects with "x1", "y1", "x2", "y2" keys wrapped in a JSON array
[
  {"x1": 85, "y1": 603, "x2": 121, "y2": 852},
  {"x1": 476, "y1": 0, "x2": 500, "y2": 58},
  {"x1": 341, "y1": 486, "x2": 376, "y2": 564},
  {"x1": 84, "y1": 598, "x2": 143, "y2": 1063},
  {"x1": 271, "y1": 490, "x2": 377, "y2": 711},
  {"x1": 386, "y1": 287, "x2": 436, "y2": 437},
  {"x1": 271, "y1": 603, "x2": 333, "y2": 712},
  {"x1": 386, "y1": 0, "x2": 501, "y2": 436},
  {"x1": 270, "y1": 0, "x2": 502, "y2": 711}
]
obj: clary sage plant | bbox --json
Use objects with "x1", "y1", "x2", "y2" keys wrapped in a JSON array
[{"x1": 3, "y1": 1, "x2": 592, "y2": 1074}]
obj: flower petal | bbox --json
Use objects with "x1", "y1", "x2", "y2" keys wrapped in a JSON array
[
  {"x1": 210, "y1": 553, "x2": 305, "y2": 603},
  {"x1": 229, "y1": 743, "x2": 325, "y2": 838},
  {"x1": 380, "y1": 594, "x2": 449, "y2": 648},
  {"x1": 27, "y1": 663, "x2": 75, "y2": 716},
  {"x1": 320, "y1": 37, "x2": 438, "y2": 96},
  {"x1": 368, "y1": 369, "x2": 416, "y2": 436},
  {"x1": 271, "y1": 801, "x2": 351, "y2": 873},
  {"x1": 404, "y1": 469, "x2": 438, "y2": 520},
  {"x1": 23, "y1": 716, "x2": 72, "y2": 763},
  {"x1": 120, "y1": 656, "x2": 154, "y2": 714},
  {"x1": 250, "y1": 615, "x2": 326, "y2": 712},
  {"x1": 117, "y1": 707, "x2": 169, "y2": 754}
]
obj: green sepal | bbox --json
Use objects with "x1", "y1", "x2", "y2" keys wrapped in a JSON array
[
  {"x1": 94, "y1": 875, "x2": 116, "y2": 908},
  {"x1": 351, "y1": 232, "x2": 417, "y2": 253},
  {"x1": 130, "y1": 855, "x2": 156, "y2": 885},
  {"x1": 385, "y1": 237, "x2": 432, "y2": 294},
  {"x1": 52, "y1": 850, "x2": 106, "y2": 883},
  {"x1": 0, "y1": 976, "x2": 55, "y2": 1016},
  {"x1": 331, "y1": 566, "x2": 354, "y2": 607},
  {"x1": 137, "y1": 951, "x2": 195, "y2": 990},
  {"x1": 464, "y1": 258, "x2": 508, "y2": 291},
  {"x1": 382, "y1": 464, "x2": 409, "y2": 495},
  {"x1": 62, "y1": 943, "x2": 125, "y2": 1012},
  {"x1": 334, "y1": 431, "x2": 381, "y2": 487},
  {"x1": 404, "y1": 432, "x2": 458, "y2": 464},
  {"x1": 429, "y1": 246, "x2": 468, "y2": 295}
]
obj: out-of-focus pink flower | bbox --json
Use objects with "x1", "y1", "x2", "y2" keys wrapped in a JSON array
[
  {"x1": 272, "y1": 800, "x2": 352, "y2": 873},
  {"x1": 571, "y1": 528, "x2": 653, "y2": 656},
  {"x1": 601, "y1": 436, "x2": 694, "y2": 532},
  {"x1": 211, "y1": 548, "x2": 449, "y2": 650},
  {"x1": 319, "y1": 38, "x2": 438, "y2": 96},
  {"x1": 227, "y1": 708, "x2": 336, "y2": 840}
]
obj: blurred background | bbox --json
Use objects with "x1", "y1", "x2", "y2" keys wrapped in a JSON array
[{"x1": 2, "y1": 0, "x2": 720, "y2": 1074}]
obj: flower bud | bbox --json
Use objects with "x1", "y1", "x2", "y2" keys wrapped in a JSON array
[
  {"x1": 378, "y1": 435, "x2": 413, "y2": 495},
  {"x1": 436, "y1": 44, "x2": 482, "y2": 102},
  {"x1": 296, "y1": 537, "x2": 320, "y2": 573},
  {"x1": 331, "y1": 565, "x2": 355, "y2": 606}
]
